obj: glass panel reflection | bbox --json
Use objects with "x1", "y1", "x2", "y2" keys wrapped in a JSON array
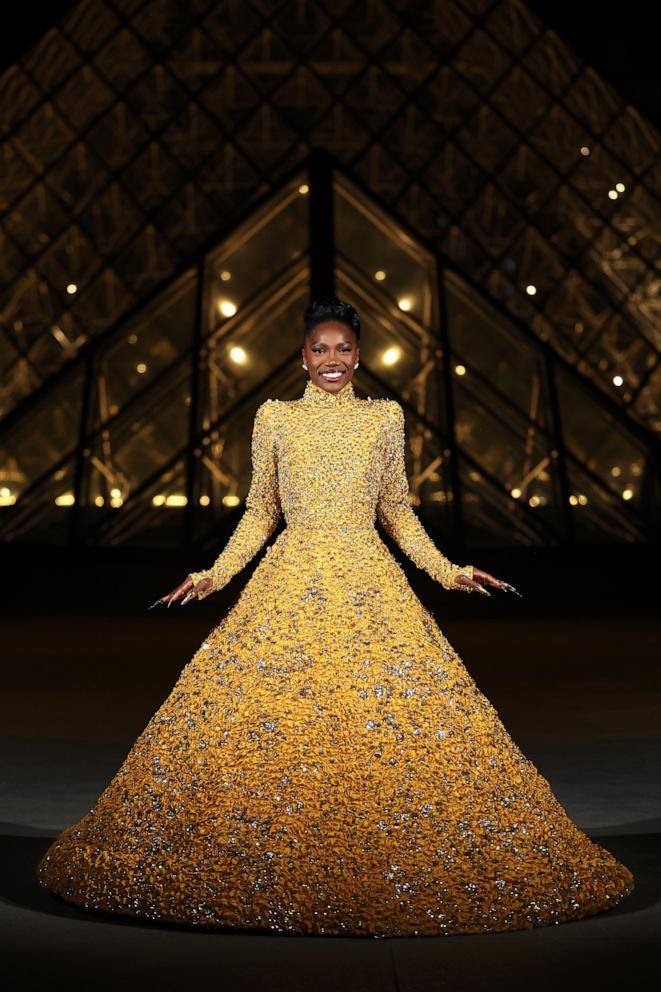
[
  {"x1": 205, "y1": 174, "x2": 309, "y2": 336},
  {"x1": 0, "y1": 366, "x2": 83, "y2": 504},
  {"x1": 82, "y1": 362, "x2": 191, "y2": 540},
  {"x1": 335, "y1": 174, "x2": 437, "y2": 327},
  {"x1": 90, "y1": 270, "x2": 196, "y2": 423}
]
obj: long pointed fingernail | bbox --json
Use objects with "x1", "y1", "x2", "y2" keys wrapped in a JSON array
[
  {"x1": 148, "y1": 599, "x2": 163, "y2": 610},
  {"x1": 475, "y1": 584, "x2": 491, "y2": 596}
]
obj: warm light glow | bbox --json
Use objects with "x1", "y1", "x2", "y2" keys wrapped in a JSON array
[
  {"x1": 374, "y1": 270, "x2": 386, "y2": 281},
  {"x1": 611, "y1": 465, "x2": 621, "y2": 477},
  {"x1": 128, "y1": 334, "x2": 138, "y2": 345},
  {"x1": 152, "y1": 494, "x2": 166, "y2": 506},
  {"x1": 0, "y1": 487, "x2": 15, "y2": 506},
  {"x1": 397, "y1": 297, "x2": 412, "y2": 312},
  {"x1": 580, "y1": 146, "x2": 590, "y2": 156},
  {"x1": 218, "y1": 300, "x2": 237, "y2": 317},
  {"x1": 615, "y1": 182, "x2": 625, "y2": 192},
  {"x1": 298, "y1": 184, "x2": 309, "y2": 194},
  {"x1": 223, "y1": 495, "x2": 241, "y2": 507},
  {"x1": 608, "y1": 189, "x2": 618, "y2": 200},
  {"x1": 220, "y1": 270, "x2": 231, "y2": 281},
  {"x1": 525, "y1": 284, "x2": 537, "y2": 296},
  {"x1": 382, "y1": 346, "x2": 401, "y2": 367},
  {"x1": 229, "y1": 345, "x2": 247, "y2": 365},
  {"x1": 528, "y1": 495, "x2": 540, "y2": 507},
  {"x1": 199, "y1": 495, "x2": 211, "y2": 507},
  {"x1": 136, "y1": 362, "x2": 147, "y2": 374},
  {"x1": 110, "y1": 496, "x2": 123, "y2": 508},
  {"x1": 612, "y1": 374, "x2": 623, "y2": 387},
  {"x1": 94, "y1": 496, "x2": 104, "y2": 507},
  {"x1": 165, "y1": 494, "x2": 188, "y2": 507},
  {"x1": 66, "y1": 283, "x2": 77, "y2": 295},
  {"x1": 578, "y1": 494, "x2": 588, "y2": 506},
  {"x1": 622, "y1": 488, "x2": 634, "y2": 501},
  {"x1": 110, "y1": 487, "x2": 121, "y2": 499},
  {"x1": 511, "y1": 487, "x2": 522, "y2": 499},
  {"x1": 631, "y1": 463, "x2": 641, "y2": 476},
  {"x1": 55, "y1": 493, "x2": 75, "y2": 506},
  {"x1": 454, "y1": 364, "x2": 466, "y2": 376},
  {"x1": 569, "y1": 494, "x2": 578, "y2": 506}
]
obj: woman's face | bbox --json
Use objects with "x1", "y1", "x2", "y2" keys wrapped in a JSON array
[{"x1": 301, "y1": 320, "x2": 359, "y2": 393}]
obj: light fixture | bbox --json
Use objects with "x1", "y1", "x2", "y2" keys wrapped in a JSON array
[
  {"x1": 199, "y1": 495, "x2": 211, "y2": 507},
  {"x1": 374, "y1": 270, "x2": 386, "y2": 281},
  {"x1": 110, "y1": 487, "x2": 121, "y2": 499},
  {"x1": 152, "y1": 494, "x2": 166, "y2": 506},
  {"x1": 580, "y1": 146, "x2": 590, "y2": 156},
  {"x1": 165, "y1": 494, "x2": 187, "y2": 507},
  {"x1": 612, "y1": 375, "x2": 623, "y2": 387},
  {"x1": 229, "y1": 345, "x2": 247, "y2": 365},
  {"x1": 525, "y1": 284, "x2": 537, "y2": 295},
  {"x1": 608, "y1": 189, "x2": 618, "y2": 200},
  {"x1": 128, "y1": 334, "x2": 138, "y2": 345},
  {"x1": 220, "y1": 270, "x2": 231, "y2": 281},
  {"x1": 622, "y1": 488, "x2": 634, "y2": 501},
  {"x1": 510, "y1": 487, "x2": 521, "y2": 499},
  {"x1": 0, "y1": 487, "x2": 15, "y2": 506},
  {"x1": 218, "y1": 300, "x2": 237, "y2": 317},
  {"x1": 382, "y1": 346, "x2": 401, "y2": 367},
  {"x1": 110, "y1": 496, "x2": 123, "y2": 508},
  {"x1": 611, "y1": 466, "x2": 621, "y2": 477},
  {"x1": 66, "y1": 283, "x2": 77, "y2": 295},
  {"x1": 397, "y1": 297, "x2": 412, "y2": 312},
  {"x1": 528, "y1": 495, "x2": 540, "y2": 507},
  {"x1": 569, "y1": 495, "x2": 578, "y2": 506},
  {"x1": 298, "y1": 184, "x2": 309, "y2": 194},
  {"x1": 615, "y1": 182, "x2": 625, "y2": 192},
  {"x1": 222, "y1": 495, "x2": 241, "y2": 507},
  {"x1": 454, "y1": 364, "x2": 466, "y2": 376},
  {"x1": 55, "y1": 493, "x2": 75, "y2": 506},
  {"x1": 94, "y1": 496, "x2": 104, "y2": 507},
  {"x1": 136, "y1": 362, "x2": 147, "y2": 374},
  {"x1": 578, "y1": 494, "x2": 588, "y2": 505}
]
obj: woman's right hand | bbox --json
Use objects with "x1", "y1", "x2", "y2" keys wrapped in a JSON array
[{"x1": 160, "y1": 575, "x2": 213, "y2": 606}]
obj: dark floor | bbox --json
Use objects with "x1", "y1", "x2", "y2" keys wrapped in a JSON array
[{"x1": 1, "y1": 609, "x2": 659, "y2": 992}]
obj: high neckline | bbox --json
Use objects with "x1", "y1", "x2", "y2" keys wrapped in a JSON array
[{"x1": 302, "y1": 378, "x2": 357, "y2": 404}]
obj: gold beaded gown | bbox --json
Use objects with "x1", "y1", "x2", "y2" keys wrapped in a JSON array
[{"x1": 37, "y1": 377, "x2": 634, "y2": 936}]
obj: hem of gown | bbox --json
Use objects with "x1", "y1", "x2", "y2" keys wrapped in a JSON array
[{"x1": 36, "y1": 838, "x2": 635, "y2": 939}]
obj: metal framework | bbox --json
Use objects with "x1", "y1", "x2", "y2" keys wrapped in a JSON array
[{"x1": 0, "y1": 0, "x2": 659, "y2": 549}]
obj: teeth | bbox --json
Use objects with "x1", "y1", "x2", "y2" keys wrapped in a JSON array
[{"x1": 322, "y1": 371, "x2": 343, "y2": 377}]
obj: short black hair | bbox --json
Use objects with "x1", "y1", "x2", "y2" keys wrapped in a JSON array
[{"x1": 303, "y1": 296, "x2": 360, "y2": 341}]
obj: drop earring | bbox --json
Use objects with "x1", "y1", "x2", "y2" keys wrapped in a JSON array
[
  {"x1": 354, "y1": 361, "x2": 359, "y2": 369},
  {"x1": 302, "y1": 363, "x2": 308, "y2": 370}
]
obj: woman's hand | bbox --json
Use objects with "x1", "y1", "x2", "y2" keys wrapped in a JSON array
[
  {"x1": 149, "y1": 575, "x2": 213, "y2": 609},
  {"x1": 453, "y1": 568, "x2": 521, "y2": 597}
]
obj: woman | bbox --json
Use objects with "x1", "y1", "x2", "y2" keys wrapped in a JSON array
[{"x1": 37, "y1": 297, "x2": 634, "y2": 936}]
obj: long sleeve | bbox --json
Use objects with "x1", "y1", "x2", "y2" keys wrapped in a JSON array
[
  {"x1": 189, "y1": 400, "x2": 281, "y2": 599},
  {"x1": 376, "y1": 400, "x2": 474, "y2": 592}
]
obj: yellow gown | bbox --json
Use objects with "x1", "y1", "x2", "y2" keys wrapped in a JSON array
[{"x1": 37, "y1": 377, "x2": 634, "y2": 936}]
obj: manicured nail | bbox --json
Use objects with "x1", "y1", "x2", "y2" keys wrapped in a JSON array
[
  {"x1": 475, "y1": 584, "x2": 491, "y2": 596},
  {"x1": 147, "y1": 598, "x2": 163, "y2": 610}
]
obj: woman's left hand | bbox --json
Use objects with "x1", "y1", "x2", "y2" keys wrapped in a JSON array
[{"x1": 454, "y1": 568, "x2": 522, "y2": 597}]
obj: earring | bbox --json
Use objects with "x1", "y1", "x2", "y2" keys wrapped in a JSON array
[
  {"x1": 354, "y1": 361, "x2": 359, "y2": 369},
  {"x1": 302, "y1": 363, "x2": 307, "y2": 370}
]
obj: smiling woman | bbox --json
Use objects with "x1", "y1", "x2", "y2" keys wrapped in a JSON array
[
  {"x1": 37, "y1": 296, "x2": 633, "y2": 936},
  {"x1": 301, "y1": 297, "x2": 361, "y2": 392}
]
